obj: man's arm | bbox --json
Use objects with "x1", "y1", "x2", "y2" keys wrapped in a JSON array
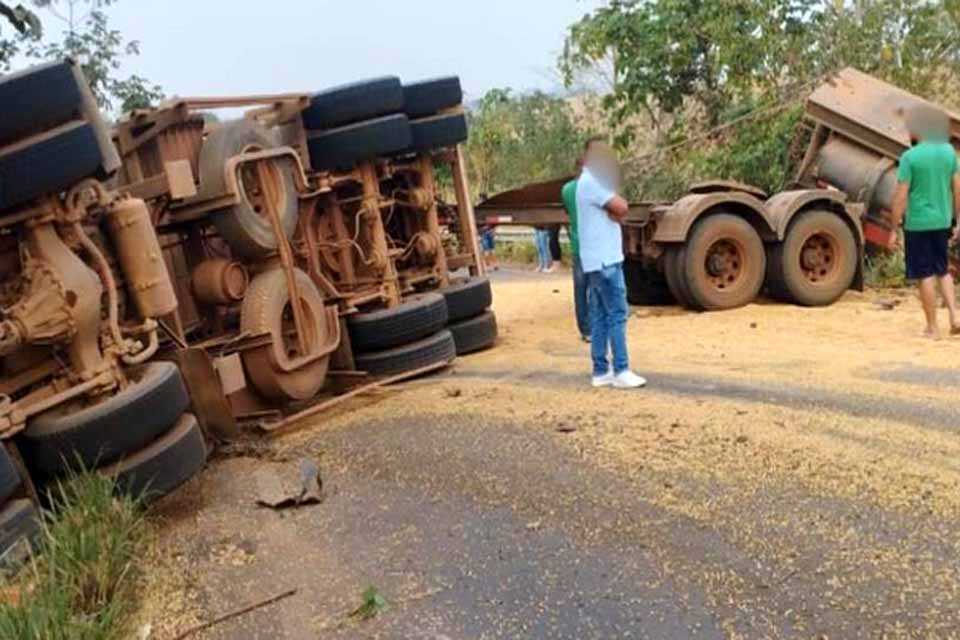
[
  {"x1": 952, "y1": 174, "x2": 960, "y2": 242},
  {"x1": 891, "y1": 182, "x2": 909, "y2": 229},
  {"x1": 604, "y1": 195, "x2": 630, "y2": 223}
]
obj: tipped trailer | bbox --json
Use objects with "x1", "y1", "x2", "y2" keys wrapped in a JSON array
[{"x1": 479, "y1": 68, "x2": 958, "y2": 311}]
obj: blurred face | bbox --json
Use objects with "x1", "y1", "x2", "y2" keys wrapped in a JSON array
[
  {"x1": 907, "y1": 105, "x2": 949, "y2": 141},
  {"x1": 585, "y1": 142, "x2": 621, "y2": 189}
]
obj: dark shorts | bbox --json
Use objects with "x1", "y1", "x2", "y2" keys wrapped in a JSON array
[{"x1": 904, "y1": 228, "x2": 950, "y2": 280}]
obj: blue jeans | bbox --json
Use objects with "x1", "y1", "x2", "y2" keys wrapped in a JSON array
[
  {"x1": 586, "y1": 262, "x2": 630, "y2": 376},
  {"x1": 573, "y1": 255, "x2": 590, "y2": 338},
  {"x1": 535, "y1": 229, "x2": 552, "y2": 271}
]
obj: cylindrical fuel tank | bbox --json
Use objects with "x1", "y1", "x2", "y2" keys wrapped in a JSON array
[
  {"x1": 105, "y1": 197, "x2": 178, "y2": 319},
  {"x1": 191, "y1": 259, "x2": 249, "y2": 306},
  {"x1": 815, "y1": 137, "x2": 898, "y2": 214}
]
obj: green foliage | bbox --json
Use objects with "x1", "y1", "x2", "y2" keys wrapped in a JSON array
[
  {"x1": 350, "y1": 586, "x2": 388, "y2": 622},
  {"x1": 28, "y1": 0, "x2": 163, "y2": 112},
  {"x1": 865, "y1": 249, "x2": 907, "y2": 289},
  {"x1": 0, "y1": 472, "x2": 146, "y2": 640},
  {"x1": 466, "y1": 89, "x2": 595, "y2": 196},
  {"x1": 0, "y1": 2, "x2": 40, "y2": 69}
]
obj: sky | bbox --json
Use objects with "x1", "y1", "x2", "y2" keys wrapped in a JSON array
[{"x1": 99, "y1": 0, "x2": 608, "y2": 102}]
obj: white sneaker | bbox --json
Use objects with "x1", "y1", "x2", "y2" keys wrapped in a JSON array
[
  {"x1": 613, "y1": 370, "x2": 647, "y2": 389},
  {"x1": 591, "y1": 371, "x2": 614, "y2": 388}
]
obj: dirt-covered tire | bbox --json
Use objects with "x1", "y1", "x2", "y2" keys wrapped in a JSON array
[
  {"x1": 403, "y1": 77, "x2": 463, "y2": 118},
  {"x1": 307, "y1": 115, "x2": 413, "y2": 172},
  {"x1": 348, "y1": 293, "x2": 448, "y2": 353},
  {"x1": 0, "y1": 61, "x2": 84, "y2": 146},
  {"x1": 768, "y1": 210, "x2": 858, "y2": 307},
  {"x1": 99, "y1": 413, "x2": 207, "y2": 503},
  {"x1": 438, "y1": 277, "x2": 492, "y2": 323},
  {"x1": 240, "y1": 268, "x2": 332, "y2": 402},
  {"x1": 682, "y1": 214, "x2": 766, "y2": 311},
  {"x1": 0, "y1": 123, "x2": 105, "y2": 212},
  {"x1": 0, "y1": 499, "x2": 40, "y2": 573},
  {"x1": 624, "y1": 258, "x2": 675, "y2": 306},
  {"x1": 302, "y1": 77, "x2": 404, "y2": 130},
  {"x1": 407, "y1": 113, "x2": 468, "y2": 153},
  {"x1": 664, "y1": 247, "x2": 697, "y2": 310},
  {"x1": 22, "y1": 362, "x2": 189, "y2": 476},
  {"x1": 355, "y1": 330, "x2": 456, "y2": 377},
  {"x1": 0, "y1": 445, "x2": 21, "y2": 506},
  {"x1": 449, "y1": 311, "x2": 498, "y2": 355},
  {"x1": 200, "y1": 120, "x2": 299, "y2": 260}
]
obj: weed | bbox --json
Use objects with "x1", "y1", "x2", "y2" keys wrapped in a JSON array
[
  {"x1": 0, "y1": 472, "x2": 147, "y2": 640},
  {"x1": 865, "y1": 250, "x2": 907, "y2": 289},
  {"x1": 349, "y1": 585, "x2": 388, "y2": 622}
]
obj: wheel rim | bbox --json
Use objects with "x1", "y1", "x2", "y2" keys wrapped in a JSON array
[
  {"x1": 703, "y1": 238, "x2": 747, "y2": 292},
  {"x1": 238, "y1": 144, "x2": 287, "y2": 221},
  {"x1": 798, "y1": 231, "x2": 842, "y2": 286}
]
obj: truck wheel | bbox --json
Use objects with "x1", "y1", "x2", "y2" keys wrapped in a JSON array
[
  {"x1": 302, "y1": 77, "x2": 404, "y2": 130},
  {"x1": 0, "y1": 499, "x2": 40, "y2": 573},
  {"x1": 307, "y1": 114, "x2": 413, "y2": 171},
  {"x1": 0, "y1": 123, "x2": 105, "y2": 213},
  {"x1": 683, "y1": 214, "x2": 765, "y2": 311},
  {"x1": 623, "y1": 258, "x2": 674, "y2": 306},
  {"x1": 770, "y1": 209, "x2": 858, "y2": 306},
  {"x1": 348, "y1": 293, "x2": 448, "y2": 353},
  {"x1": 449, "y1": 311, "x2": 498, "y2": 355},
  {"x1": 241, "y1": 268, "x2": 333, "y2": 402},
  {"x1": 201, "y1": 120, "x2": 299, "y2": 260},
  {"x1": 355, "y1": 330, "x2": 456, "y2": 377},
  {"x1": 439, "y1": 277, "x2": 492, "y2": 323},
  {"x1": 22, "y1": 362, "x2": 190, "y2": 476},
  {"x1": 403, "y1": 77, "x2": 463, "y2": 118},
  {"x1": 0, "y1": 445, "x2": 21, "y2": 506},
  {"x1": 664, "y1": 247, "x2": 697, "y2": 310},
  {"x1": 0, "y1": 61, "x2": 83, "y2": 146},
  {"x1": 407, "y1": 113, "x2": 468, "y2": 153},
  {"x1": 99, "y1": 413, "x2": 207, "y2": 504}
]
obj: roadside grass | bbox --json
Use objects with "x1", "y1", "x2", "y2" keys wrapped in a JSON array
[
  {"x1": 0, "y1": 472, "x2": 147, "y2": 640},
  {"x1": 865, "y1": 250, "x2": 907, "y2": 289},
  {"x1": 494, "y1": 239, "x2": 573, "y2": 267}
]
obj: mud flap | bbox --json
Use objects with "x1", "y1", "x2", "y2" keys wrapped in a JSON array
[{"x1": 175, "y1": 348, "x2": 240, "y2": 442}]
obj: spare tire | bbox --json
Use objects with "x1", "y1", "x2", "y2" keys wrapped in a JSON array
[
  {"x1": 307, "y1": 114, "x2": 413, "y2": 172},
  {"x1": 403, "y1": 77, "x2": 463, "y2": 118},
  {"x1": 449, "y1": 311, "x2": 498, "y2": 355},
  {"x1": 22, "y1": 362, "x2": 190, "y2": 476},
  {"x1": 200, "y1": 120, "x2": 299, "y2": 260},
  {"x1": 0, "y1": 60, "x2": 84, "y2": 146},
  {"x1": 100, "y1": 412, "x2": 207, "y2": 503},
  {"x1": 355, "y1": 330, "x2": 456, "y2": 377},
  {"x1": 408, "y1": 113, "x2": 468, "y2": 153},
  {"x1": 302, "y1": 77, "x2": 404, "y2": 130},
  {"x1": 0, "y1": 123, "x2": 105, "y2": 213},
  {"x1": 439, "y1": 277, "x2": 492, "y2": 323},
  {"x1": 348, "y1": 293, "x2": 448, "y2": 353}
]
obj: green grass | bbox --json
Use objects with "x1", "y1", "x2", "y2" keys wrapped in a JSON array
[
  {"x1": 350, "y1": 585, "x2": 389, "y2": 622},
  {"x1": 494, "y1": 239, "x2": 573, "y2": 267},
  {"x1": 865, "y1": 250, "x2": 907, "y2": 289},
  {"x1": 0, "y1": 472, "x2": 147, "y2": 640}
]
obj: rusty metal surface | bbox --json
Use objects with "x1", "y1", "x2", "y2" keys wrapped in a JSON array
[
  {"x1": 689, "y1": 180, "x2": 767, "y2": 200},
  {"x1": 765, "y1": 189, "x2": 863, "y2": 245},
  {"x1": 653, "y1": 191, "x2": 776, "y2": 244}
]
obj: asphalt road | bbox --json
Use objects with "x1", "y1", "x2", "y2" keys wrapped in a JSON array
[{"x1": 143, "y1": 268, "x2": 960, "y2": 639}]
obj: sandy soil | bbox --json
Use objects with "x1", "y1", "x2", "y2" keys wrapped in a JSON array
[{"x1": 136, "y1": 266, "x2": 960, "y2": 639}]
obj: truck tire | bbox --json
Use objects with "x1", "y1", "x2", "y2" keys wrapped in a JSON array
[
  {"x1": 99, "y1": 413, "x2": 207, "y2": 503},
  {"x1": 0, "y1": 445, "x2": 21, "y2": 506},
  {"x1": 403, "y1": 77, "x2": 463, "y2": 118},
  {"x1": 439, "y1": 277, "x2": 492, "y2": 323},
  {"x1": 200, "y1": 120, "x2": 299, "y2": 260},
  {"x1": 449, "y1": 311, "x2": 498, "y2": 355},
  {"x1": 682, "y1": 214, "x2": 765, "y2": 311},
  {"x1": 664, "y1": 247, "x2": 697, "y2": 310},
  {"x1": 355, "y1": 330, "x2": 456, "y2": 377},
  {"x1": 22, "y1": 362, "x2": 190, "y2": 476},
  {"x1": 768, "y1": 210, "x2": 858, "y2": 307},
  {"x1": 302, "y1": 77, "x2": 404, "y2": 130},
  {"x1": 240, "y1": 268, "x2": 332, "y2": 402},
  {"x1": 0, "y1": 123, "x2": 104, "y2": 212},
  {"x1": 408, "y1": 113, "x2": 468, "y2": 152},
  {"x1": 348, "y1": 293, "x2": 448, "y2": 353},
  {"x1": 623, "y1": 258, "x2": 674, "y2": 306},
  {"x1": 0, "y1": 61, "x2": 83, "y2": 146},
  {"x1": 0, "y1": 499, "x2": 40, "y2": 573},
  {"x1": 307, "y1": 114, "x2": 413, "y2": 172}
]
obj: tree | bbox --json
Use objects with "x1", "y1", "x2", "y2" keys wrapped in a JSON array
[
  {"x1": 0, "y1": 2, "x2": 40, "y2": 68},
  {"x1": 28, "y1": 0, "x2": 163, "y2": 112}
]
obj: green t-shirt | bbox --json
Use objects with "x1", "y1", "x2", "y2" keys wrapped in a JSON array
[
  {"x1": 897, "y1": 141, "x2": 958, "y2": 232},
  {"x1": 561, "y1": 179, "x2": 580, "y2": 257}
]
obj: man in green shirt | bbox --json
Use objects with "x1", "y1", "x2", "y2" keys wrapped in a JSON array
[
  {"x1": 563, "y1": 139, "x2": 601, "y2": 342},
  {"x1": 892, "y1": 105, "x2": 960, "y2": 338}
]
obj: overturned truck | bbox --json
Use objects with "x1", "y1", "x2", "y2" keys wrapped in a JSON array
[{"x1": 479, "y1": 68, "x2": 958, "y2": 311}]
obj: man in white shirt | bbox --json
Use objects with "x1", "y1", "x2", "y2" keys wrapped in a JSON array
[{"x1": 575, "y1": 142, "x2": 647, "y2": 389}]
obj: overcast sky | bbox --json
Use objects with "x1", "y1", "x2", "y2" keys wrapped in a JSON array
[{"x1": 98, "y1": 0, "x2": 606, "y2": 101}]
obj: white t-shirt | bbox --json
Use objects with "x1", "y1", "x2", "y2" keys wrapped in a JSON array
[{"x1": 575, "y1": 168, "x2": 623, "y2": 273}]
